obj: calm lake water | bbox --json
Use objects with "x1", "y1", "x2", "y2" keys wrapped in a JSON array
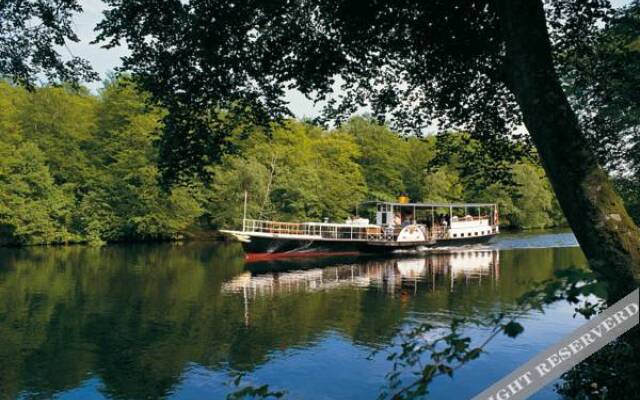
[{"x1": 0, "y1": 230, "x2": 589, "y2": 400}]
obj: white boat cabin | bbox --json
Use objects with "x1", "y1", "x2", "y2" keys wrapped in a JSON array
[{"x1": 367, "y1": 200, "x2": 499, "y2": 242}]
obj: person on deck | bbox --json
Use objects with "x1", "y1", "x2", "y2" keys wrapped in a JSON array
[
  {"x1": 393, "y1": 213, "x2": 401, "y2": 226},
  {"x1": 402, "y1": 212, "x2": 413, "y2": 227}
]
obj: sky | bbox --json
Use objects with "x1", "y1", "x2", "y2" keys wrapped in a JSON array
[{"x1": 68, "y1": 0, "x2": 632, "y2": 119}]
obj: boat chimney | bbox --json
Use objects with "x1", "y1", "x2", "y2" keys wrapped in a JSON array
[{"x1": 398, "y1": 194, "x2": 409, "y2": 204}]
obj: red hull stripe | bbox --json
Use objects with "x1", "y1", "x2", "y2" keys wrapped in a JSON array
[{"x1": 244, "y1": 251, "x2": 361, "y2": 262}]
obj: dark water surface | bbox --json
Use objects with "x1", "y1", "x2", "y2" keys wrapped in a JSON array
[{"x1": 0, "y1": 230, "x2": 588, "y2": 399}]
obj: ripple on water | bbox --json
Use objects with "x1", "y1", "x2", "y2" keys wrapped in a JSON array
[
  {"x1": 489, "y1": 229, "x2": 578, "y2": 250},
  {"x1": 0, "y1": 230, "x2": 587, "y2": 400}
]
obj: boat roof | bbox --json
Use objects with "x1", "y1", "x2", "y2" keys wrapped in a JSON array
[{"x1": 364, "y1": 201, "x2": 496, "y2": 208}]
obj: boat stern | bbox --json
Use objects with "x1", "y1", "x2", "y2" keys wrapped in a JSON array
[{"x1": 219, "y1": 230, "x2": 252, "y2": 243}]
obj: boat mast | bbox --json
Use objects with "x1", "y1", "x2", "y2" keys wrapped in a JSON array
[{"x1": 243, "y1": 191, "x2": 248, "y2": 231}]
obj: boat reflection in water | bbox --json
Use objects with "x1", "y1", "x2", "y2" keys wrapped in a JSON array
[{"x1": 223, "y1": 249, "x2": 500, "y2": 299}]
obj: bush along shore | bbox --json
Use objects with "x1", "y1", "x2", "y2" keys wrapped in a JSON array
[{"x1": 2, "y1": 78, "x2": 636, "y2": 247}]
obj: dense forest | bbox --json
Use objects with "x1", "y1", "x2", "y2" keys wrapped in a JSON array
[{"x1": 0, "y1": 78, "x2": 636, "y2": 246}]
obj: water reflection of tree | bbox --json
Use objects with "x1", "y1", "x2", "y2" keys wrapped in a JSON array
[{"x1": 0, "y1": 245, "x2": 585, "y2": 399}]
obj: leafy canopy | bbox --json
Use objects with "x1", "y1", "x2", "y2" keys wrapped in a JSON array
[
  {"x1": 557, "y1": 4, "x2": 640, "y2": 177},
  {"x1": 0, "y1": 0, "x2": 97, "y2": 86},
  {"x1": 94, "y1": 0, "x2": 613, "y2": 180},
  {"x1": 0, "y1": 79, "x2": 203, "y2": 245}
]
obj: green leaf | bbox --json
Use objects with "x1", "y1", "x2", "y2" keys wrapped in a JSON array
[{"x1": 503, "y1": 321, "x2": 524, "y2": 338}]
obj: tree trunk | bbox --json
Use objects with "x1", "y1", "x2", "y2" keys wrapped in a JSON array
[{"x1": 494, "y1": 0, "x2": 640, "y2": 302}]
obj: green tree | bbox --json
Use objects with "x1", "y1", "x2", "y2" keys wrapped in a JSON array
[
  {"x1": 15, "y1": 85, "x2": 98, "y2": 185},
  {"x1": 0, "y1": 79, "x2": 205, "y2": 245},
  {"x1": 207, "y1": 120, "x2": 366, "y2": 226},
  {"x1": 0, "y1": 138, "x2": 75, "y2": 245},
  {"x1": 0, "y1": 82, "x2": 78, "y2": 245},
  {"x1": 339, "y1": 118, "x2": 407, "y2": 201},
  {"x1": 310, "y1": 129, "x2": 367, "y2": 219},
  {"x1": 510, "y1": 163, "x2": 555, "y2": 229},
  {"x1": 78, "y1": 78, "x2": 203, "y2": 242},
  {"x1": 475, "y1": 182, "x2": 516, "y2": 227},
  {"x1": 422, "y1": 166, "x2": 464, "y2": 203},
  {"x1": 401, "y1": 137, "x2": 436, "y2": 202},
  {"x1": 207, "y1": 156, "x2": 271, "y2": 228}
]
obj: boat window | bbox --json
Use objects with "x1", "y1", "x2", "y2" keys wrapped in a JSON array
[{"x1": 453, "y1": 234, "x2": 457, "y2": 238}]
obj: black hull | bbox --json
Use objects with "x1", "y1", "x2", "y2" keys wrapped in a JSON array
[
  {"x1": 241, "y1": 234, "x2": 494, "y2": 255},
  {"x1": 428, "y1": 235, "x2": 495, "y2": 247},
  {"x1": 242, "y1": 236, "x2": 376, "y2": 254}
]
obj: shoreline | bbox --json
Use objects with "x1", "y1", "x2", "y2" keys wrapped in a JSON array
[{"x1": 0, "y1": 225, "x2": 571, "y2": 249}]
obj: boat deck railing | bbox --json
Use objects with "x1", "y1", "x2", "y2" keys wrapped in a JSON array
[
  {"x1": 431, "y1": 226, "x2": 447, "y2": 240},
  {"x1": 242, "y1": 219, "x2": 456, "y2": 242},
  {"x1": 451, "y1": 215, "x2": 488, "y2": 222},
  {"x1": 242, "y1": 219, "x2": 385, "y2": 240}
]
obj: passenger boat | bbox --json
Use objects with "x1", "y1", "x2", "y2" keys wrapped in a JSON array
[{"x1": 220, "y1": 198, "x2": 499, "y2": 257}]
